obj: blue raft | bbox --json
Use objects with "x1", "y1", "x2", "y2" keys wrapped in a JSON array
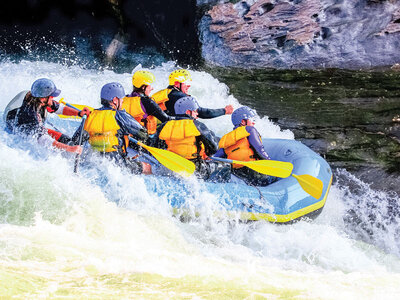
[{"x1": 137, "y1": 138, "x2": 333, "y2": 224}]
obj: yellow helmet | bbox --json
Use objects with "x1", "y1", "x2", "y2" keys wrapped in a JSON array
[
  {"x1": 168, "y1": 69, "x2": 192, "y2": 86},
  {"x1": 132, "y1": 70, "x2": 155, "y2": 88}
]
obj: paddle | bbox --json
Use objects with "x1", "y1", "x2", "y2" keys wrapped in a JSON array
[
  {"x1": 129, "y1": 137, "x2": 195, "y2": 177},
  {"x1": 292, "y1": 174, "x2": 323, "y2": 200},
  {"x1": 58, "y1": 99, "x2": 94, "y2": 118},
  {"x1": 210, "y1": 156, "x2": 293, "y2": 178},
  {"x1": 73, "y1": 115, "x2": 87, "y2": 173},
  {"x1": 211, "y1": 156, "x2": 323, "y2": 199}
]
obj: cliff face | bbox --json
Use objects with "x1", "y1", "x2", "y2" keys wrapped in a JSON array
[{"x1": 199, "y1": 0, "x2": 400, "y2": 69}]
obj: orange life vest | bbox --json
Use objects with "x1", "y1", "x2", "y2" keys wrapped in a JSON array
[
  {"x1": 151, "y1": 88, "x2": 172, "y2": 111},
  {"x1": 159, "y1": 119, "x2": 205, "y2": 159},
  {"x1": 122, "y1": 96, "x2": 158, "y2": 135},
  {"x1": 84, "y1": 109, "x2": 120, "y2": 153},
  {"x1": 218, "y1": 126, "x2": 256, "y2": 168}
]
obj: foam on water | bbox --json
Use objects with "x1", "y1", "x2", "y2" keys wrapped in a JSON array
[{"x1": 1, "y1": 60, "x2": 400, "y2": 298}]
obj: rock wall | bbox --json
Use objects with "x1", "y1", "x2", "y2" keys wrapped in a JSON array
[{"x1": 199, "y1": 0, "x2": 400, "y2": 69}]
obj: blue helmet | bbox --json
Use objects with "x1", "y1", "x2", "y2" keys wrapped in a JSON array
[
  {"x1": 231, "y1": 106, "x2": 257, "y2": 126},
  {"x1": 174, "y1": 96, "x2": 199, "y2": 115},
  {"x1": 31, "y1": 78, "x2": 61, "y2": 98},
  {"x1": 100, "y1": 82, "x2": 125, "y2": 102}
]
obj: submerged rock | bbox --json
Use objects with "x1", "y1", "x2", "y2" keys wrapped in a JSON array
[{"x1": 199, "y1": 0, "x2": 400, "y2": 69}]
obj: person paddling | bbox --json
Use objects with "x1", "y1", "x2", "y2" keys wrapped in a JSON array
[
  {"x1": 83, "y1": 82, "x2": 151, "y2": 174},
  {"x1": 155, "y1": 96, "x2": 224, "y2": 179},
  {"x1": 152, "y1": 69, "x2": 234, "y2": 118},
  {"x1": 123, "y1": 70, "x2": 173, "y2": 139},
  {"x1": 213, "y1": 106, "x2": 277, "y2": 186},
  {"x1": 7, "y1": 78, "x2": 90, "y2": 154}
]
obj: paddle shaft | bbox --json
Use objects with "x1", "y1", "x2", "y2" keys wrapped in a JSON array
[
  {"x1": 73, "y1": 115, "x2": 87, "y2": 173},
  {"x1": 128, "y1": 136, "x2": 196, "y2": 176}
]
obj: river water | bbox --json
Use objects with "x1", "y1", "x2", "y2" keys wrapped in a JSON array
[{"x1": 1, "y1": 56, "x2": 400, "y2": 298}]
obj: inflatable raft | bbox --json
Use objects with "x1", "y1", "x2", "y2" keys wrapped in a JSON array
[
  {"x1": 136, "y1": 138, "x2": 333, "y2": 224},
  {"x1": 3, "y1": 93, "x2": 332, "y2": 224}
]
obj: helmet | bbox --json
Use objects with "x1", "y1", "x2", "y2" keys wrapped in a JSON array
[
  {"x1": 31, "y1": 78, "x2": 61, "y2": 98},
  {"x1": 231, "y1": 106, "x2": 257, "y2": 126},
  {"x1": 132, "y1": 70, "x2": 155, "y2": 88},
  {"x1": 168, "y1": 69, "x2": 192, "y2": 86},
  {"x1": 174, "y1": 96, "x2": 199, "y2": 115},
  {"x1": 100, "y1": 82, "x2": 125, "y2": 102}
]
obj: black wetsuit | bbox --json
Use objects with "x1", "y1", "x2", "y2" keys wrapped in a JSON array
[
  {"x1": 165, "y1": 87, "x2": 226, "y2": 119},
  {"x1": 8, "y1": 93, "x2": 72, "y2": 144}
]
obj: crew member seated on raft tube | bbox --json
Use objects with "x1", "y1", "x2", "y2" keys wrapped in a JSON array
[
  {"x1": 155, "y1": 96, "x2": 228, "y2": 179},
  {"x1": 122, "y1": 70, "x2": 172, "y2": 135},
  {"x1": 152, "y1": 69, "x2": 234, "y2": 118},
  {"x1": 82, "y1": 82, "x2": 151, "y2": 174},
  {"x1": 6, "y1": 78, "x2": 90, "y2": 154},
  {"x1": 123, "y1": 70, "x2": 173, "y2": 145},
  {"x1": 213, "y1": 106, "x2": 277, "y2": 186}
]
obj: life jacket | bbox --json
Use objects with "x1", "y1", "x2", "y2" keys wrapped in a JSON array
[
  {"x1": 84, "y1": 109, "x2": 120, "y2": 152},
  {"x1": 151, "y1": 88, "x2": 172, "y2": 111},
  {"x1": 122, "y1": 96, "x2": 157, "y2": 135},
  {"x1": 159, "y1": 119, "x2": 205, "y2": 159},
  {"x1": 218, "y1": 126, "x2": 256, "y2": 168}
]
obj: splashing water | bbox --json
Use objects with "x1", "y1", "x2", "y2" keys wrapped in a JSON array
[{"x1": 1, "y1": 59, "x2": 400, "y2": 299}]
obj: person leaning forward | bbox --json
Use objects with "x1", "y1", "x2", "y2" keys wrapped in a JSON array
[
  {"x1": 123, "y1": 70, "x2": 173, "y2": 138},
  {"x1": 154, "y1": 96, "x2": 227, "y2": 179},
  {"x1": 213, "y1": 106, "x2": 277, "y2": 186},
  {"x1": 152, "y1": 69, "x2": 234, "y2": 118},
  {"x1": 8, "y1": 78, "x2": 90, "y2": 154},
  {"x1": 83, "y1": 82, "x2": 151, "y2": 174}
]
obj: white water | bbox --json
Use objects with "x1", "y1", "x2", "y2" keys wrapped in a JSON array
[{"x1": 1, "y1": 60, "x2": 400, "y2": 299}]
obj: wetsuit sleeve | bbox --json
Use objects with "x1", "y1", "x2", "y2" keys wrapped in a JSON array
[
  {"x1": 194, "y1": 120, "x2": 219, "y2": 156},
  {"x1": 246, "y1": 126, "x2": 270, "y2": 160},
  {"x1": 197, "y1": 107, "x2": 226, "y2": 119},
  {"x1": 115, "y1": 110, "x2": 147, "y2": 140},
  {"x1": 141, "y1": 96, "x2": 172, "y2": 122},
  {"x1": 213, "y1": 148, "x2": 227, "y2": 158}
]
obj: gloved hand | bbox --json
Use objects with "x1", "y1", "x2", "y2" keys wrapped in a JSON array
[
  {"x1": 78, "y1": 107, "x2": 91, "y2": 117},
  {"x1": 141, "y1": 162, "x2": 152, "y2": 175},
  {"x1": 224, "y1": 105, "x2": 234, "y2": 115},
  {"x1": 68, "y1": 145, "x2": 82, "y2": 154}
]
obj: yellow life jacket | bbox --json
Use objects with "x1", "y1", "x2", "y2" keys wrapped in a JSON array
[
  {"x1": 159, "y1": 119, "x2": 204, "y2": 159},
  {"x1": 219, "y1": 126, "x2": 256, "y2": 168},
  {"x1": 151, "y1": 88, "x2": 172, "y2": 111},
  {"x1": 122, "y1": 96, "x2": 158, "y2": 135},
  {"x1": 84, "y1": 109, "x2": 120, "y2": 152}
]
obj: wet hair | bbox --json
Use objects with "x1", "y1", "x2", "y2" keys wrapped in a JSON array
[
  {"x1": 25, "y1": 91, "x2": 48, "y2": 110},
  {"x1": 133, "y1": 85, "x2": 147, "y2": 94}
]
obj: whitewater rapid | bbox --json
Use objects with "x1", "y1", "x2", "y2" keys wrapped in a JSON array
[{"x1": 1, "y1": 60, "x2": 400, "y2": 299}]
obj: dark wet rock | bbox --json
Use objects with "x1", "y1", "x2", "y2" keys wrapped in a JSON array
[
  {"x1": 205, "y1": 66, "x2": 400, "y2": 186},
  {"x1": 199, "y1": 0, "x2": 400, "y2": 69}
]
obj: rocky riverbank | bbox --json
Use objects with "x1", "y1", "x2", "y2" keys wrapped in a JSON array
[{"x1": 206, "y1": 66, "x2": 400, "y2": 193}]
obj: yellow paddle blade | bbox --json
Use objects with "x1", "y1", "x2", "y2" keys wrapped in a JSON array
[
  {"x1": 232, "y1": 159, "x2": 293, "y2": 178},
  {"x1": 292, "y1": 174, "x2": 323, "y2": 199},
  {"x1": 138, "y1": 142, "x2": 195, "y2": 177}
]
